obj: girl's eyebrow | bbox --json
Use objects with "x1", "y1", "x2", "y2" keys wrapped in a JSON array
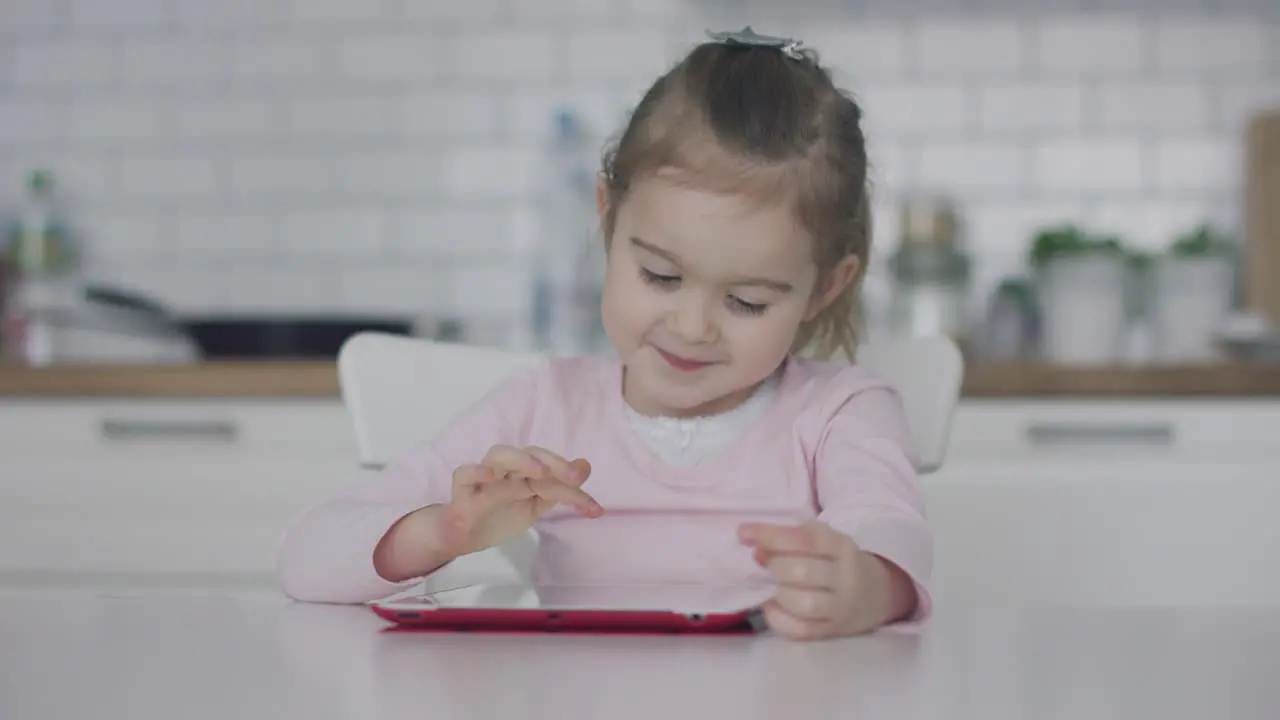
[
  {"x1": 630, "y1": 236, "x2": 679, "y2": 263},
  {"x1": 729, "y1": 277, "x2": 793, "y2": 293},
  {"x1": 631, "y1": 237, "x2": 793, "y2": 293}
]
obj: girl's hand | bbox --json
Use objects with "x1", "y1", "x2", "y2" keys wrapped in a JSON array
[
  {"x1": 440, "y1": 446, "x2": 602, "y2": 557},
  {"x1": 738, "y1": 521, "x2": 910, "y2": 640}
]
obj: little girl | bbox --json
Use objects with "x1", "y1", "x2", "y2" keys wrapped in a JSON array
[{"x1": 278, "y1": 28, "x2": 931, "y2": 640}]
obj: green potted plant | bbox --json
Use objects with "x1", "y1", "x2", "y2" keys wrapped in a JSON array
[
  {"x1": 1028, "y1": 223, "x2": 1125, "y2": 268},
  {"x1": 1027, "y1": 223, "x2": 1132, "y2": 365},
  {"x1": 1150, "y1": 222, "x2": 1237, "y2": 363},
  {"x1": 1168, "y1": 222, "x2": 1235, "y2": 259}
]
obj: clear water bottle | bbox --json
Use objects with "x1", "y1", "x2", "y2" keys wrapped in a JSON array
[
  {"x1": 530, "y1": 109, "x2": 604, "y2": 356},
  {"x1": 5, "y1": 170, "x2": 74, "y2": 277},
  {"x1": 3, "y1": 169, "x2": 79, "y2": 365}
]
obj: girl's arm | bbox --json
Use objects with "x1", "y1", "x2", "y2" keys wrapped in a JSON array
[
  {"x1": 812, "y1": 384, "x2": 934, "y2": 625},
  {"x1": 371, "y1": 503, "x2": 455, "y2": 583},
  {"x1": 275, "y1": 367, "x2": 540, "y2": 604},
  {"x1": 852, "y1": 541, "x2": 921, "y2": 628}
]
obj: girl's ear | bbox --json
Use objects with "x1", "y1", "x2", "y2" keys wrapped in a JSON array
[
  {"x1": 805, "y1": 254, "x2": 861, "y2": 321},
  {"x1": 596, "y1": 175, "x2": 610, "y2": 224}
]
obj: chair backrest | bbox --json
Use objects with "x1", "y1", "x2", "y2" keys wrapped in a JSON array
[
  {"x1": 336, "y1": 332, "x2": 963, "y2": 472},
  {"x1": 853, "y1": 337, "x2": 963, "y2": 472}
]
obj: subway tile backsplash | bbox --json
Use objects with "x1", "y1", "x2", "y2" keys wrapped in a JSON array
[{"x1": 1, "y1": 0, "x2": 1277, "y2": 320}]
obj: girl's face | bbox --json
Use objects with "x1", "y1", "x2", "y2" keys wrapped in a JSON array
[{"x1": 599, "y1": 172, "x2": 853, "y2": 418}]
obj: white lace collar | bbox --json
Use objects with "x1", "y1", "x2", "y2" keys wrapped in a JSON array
[{"x1": 623, "y1": 371, "x2": 781, "y2": 469}]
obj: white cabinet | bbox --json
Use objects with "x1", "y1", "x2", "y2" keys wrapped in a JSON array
[
  {"x1": 926, "y1": 399, "x2": 1280, "y2": 608},
  {"x1": 0, "y1": 399, "x2": 362, "y2": 579},
  {"x1": 933, "y1": 398, "x2": 1280, "y2": 490},
  {"x1": 3, "y1": 393, "x2": 1278, "y2": 607},
  {"x1": 940, "y1": 399, "x2": 1280, "y2": 471}
]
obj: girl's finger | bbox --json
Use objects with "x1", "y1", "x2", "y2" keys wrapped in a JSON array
[
  {"x1": 772, "y1": 585, "x2": 835, "y2": 622},
  {"x1": 527, "y1": 476, "x2": 603, "y2": 517},
  {"x1": 482, "y1": 445, "x2": 550, "y2": 480},
  {"x1": 524, "y1": 446, "x2": 581, "y2": 484},
  {"x1": 765, "y1": 554, "x2": 836, "y2": 590},
  {"x1": 739, "y1": 522, "x2": 844, "y2": 559},
  {"x1": 470, "y1": 473, "x2": 538, "y2": 511},
  {"x1": 451, "y1": 463, "x2": 494, "y2": 494},
  {"x1": 753, "y1": 546, "x2": 768, "y2": 567},
  {"x1": 761, "y1": 600, "x2": 827, "y2": 641}
]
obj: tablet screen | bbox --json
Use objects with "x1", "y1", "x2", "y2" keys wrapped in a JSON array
[{"x1": 392, "y1": 583, "x2": 775, "y2": 614}]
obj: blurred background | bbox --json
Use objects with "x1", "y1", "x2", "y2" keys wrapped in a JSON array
[
  {"x1": 1, "y1": 0, "x2": 1278, "y2": 597},
  {"x1": 1, "y1": 0, "x2": 1277, "y2": 366}
]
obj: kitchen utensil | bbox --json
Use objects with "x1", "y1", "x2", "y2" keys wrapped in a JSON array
[
  {"x1": 7, "y1": 280, "x2": 200, "y2": 365},
  {"x1": 181, "y1": 315, "x2": 413, "y2": 359}
]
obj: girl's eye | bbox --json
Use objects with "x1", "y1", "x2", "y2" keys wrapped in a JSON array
[
  {"x1": 640, "y1": 268, "x2": 680, "y2": 288},
  {"x1": 729, "y1": 296, "x2": 768, "y2": 316}
]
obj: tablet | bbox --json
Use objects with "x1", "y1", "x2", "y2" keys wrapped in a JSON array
[{"x1": 370, "y1": 582, "x2": 775, "y2": 634}]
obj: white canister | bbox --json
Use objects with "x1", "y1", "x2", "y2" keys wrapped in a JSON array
[
  {"x1": 1036, "y1": 255, "x2": 1129, "y2": 365},
  {"x1": 1150, "y1": 255, "x2": 1234, "y2": 363}
]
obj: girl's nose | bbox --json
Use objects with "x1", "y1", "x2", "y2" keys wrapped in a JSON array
[{"x1": 670, "y1": 298, "x2": 718, "y2": 344}]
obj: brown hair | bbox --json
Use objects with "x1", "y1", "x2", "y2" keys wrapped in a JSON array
[{"x1": 600, "y1": 37, "x2": 872, "y2": 361}]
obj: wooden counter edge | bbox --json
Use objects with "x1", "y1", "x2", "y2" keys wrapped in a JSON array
[
  {"x1": 0, "y1": 361, "x2": 1278, "y2": 398},
  {"x1": 962, "y1": 362, "x2": 1280, "y2": 397},
  {"x1": 0, "y1": 361, "x2": 340, "y2": 398}
]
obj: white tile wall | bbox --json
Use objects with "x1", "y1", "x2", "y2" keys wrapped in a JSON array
[
  {"x1": 913, "y1": 19, "x2": 1024, "y2": 75},
  {"x1": 115, "y1": 155, "x2": 222, "y2": 202},
  {"x1": 859, "y1": 82, "x2": 971, "y2": 136},
  {"x1": 68, "y1": 0, "x2": 172, "y2": 32},
  {"x1": 337, "y1": 33, "x2": 441, "y2": 82},
  {"x1": 117, "y1": 40, "x2": 224, "y2": 88},
  {"x1": 287, "y1": 0, "x2": 394, "y2": 25},
  {"x1": 1033, "y1": 16, "x2": 1147, "y2": 74},
  {"x1": 917, "y1": 141, "x2": 1025, "y2": 192},
  {"x1": 1093, "y1": 82, "x2": 1211, "y2": 132},
  {"x1": 173, "y1": 213, "x2": 276, "y2": 259},
  {"x1": 799, "y1": 21, "x2": 910, "y2": 78},
  {"x1": 228, "y1": 38, "x2": 331, "y2": 83},
  {"x1": 0, "y1": 0, "x2": 1276, "y2": 320},
  {"x1": 177, "y1": 0, "x2": 282, "y2": 30},
  {"x1": 1152, "y1": 18, "x2": 1269, "y2": 73},
  {"x1": 452, "y1": 31, "x2": 558, "y2": 81},
  {"x1": 68, "y1": 98, "x2": 170, "y2": 145},
  {"x1": 11, "y1": 40, "x2": 116, "y2": 88},
  {"x1": 1152, "y1": 137, "x2": 1241, "y2": 193},
  {"x1": 3, "y1": 0, "x2": 61, "y2": 32},
  {"x1": 977, "y1": 82, "x2": 1083, "y2": 133}
]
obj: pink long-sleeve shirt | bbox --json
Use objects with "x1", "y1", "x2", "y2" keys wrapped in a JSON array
[{"x1": 277, "y1": 354, "x2": 933, "y2": 619}]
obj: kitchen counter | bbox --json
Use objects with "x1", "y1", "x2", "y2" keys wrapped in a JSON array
[
  {"x1": 961, "y1": 361, "x2": 1280, "y2": 397},
  {"x1": 2, "y1": 360, "x2": 1279, "y2": 398},
  {"x1": 5, "y1": 582, "x2": 1279, "y2": 720},
  {"x1": 0, "y1": 361, "x2": 340, "y2": 398}
]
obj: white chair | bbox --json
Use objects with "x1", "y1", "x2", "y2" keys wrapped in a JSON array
[
  {"x1": 336, "y1": 332, "x2": 964, "y2": 585},
  {"x1": 339, "y1": 333, "x2": 964, "y2": 473}
]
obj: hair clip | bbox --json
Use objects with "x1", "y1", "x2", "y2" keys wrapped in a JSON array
[{"x1": 706, "y1": 26, "x2": 808, "y2": 61}]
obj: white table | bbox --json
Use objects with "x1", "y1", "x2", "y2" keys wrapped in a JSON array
[{"x1": 1, "y1": 577, "x2": 1278, "y2": 720}]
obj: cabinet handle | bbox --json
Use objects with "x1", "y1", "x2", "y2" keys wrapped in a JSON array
[
  {"x1": 100, "y1": 418, "x2": 239, "y2": 443},
  {"x1": 1024, "y1": 421, "x2": 1174, "y2": 446}
]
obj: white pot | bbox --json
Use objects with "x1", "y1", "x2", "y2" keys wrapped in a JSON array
[
  {"x1": 1150, "y1": 255, "x2": 1234, "y2": 363},
  {"x1": 1037, "y1": 255, "x2": 1129, "y2": 365}
]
